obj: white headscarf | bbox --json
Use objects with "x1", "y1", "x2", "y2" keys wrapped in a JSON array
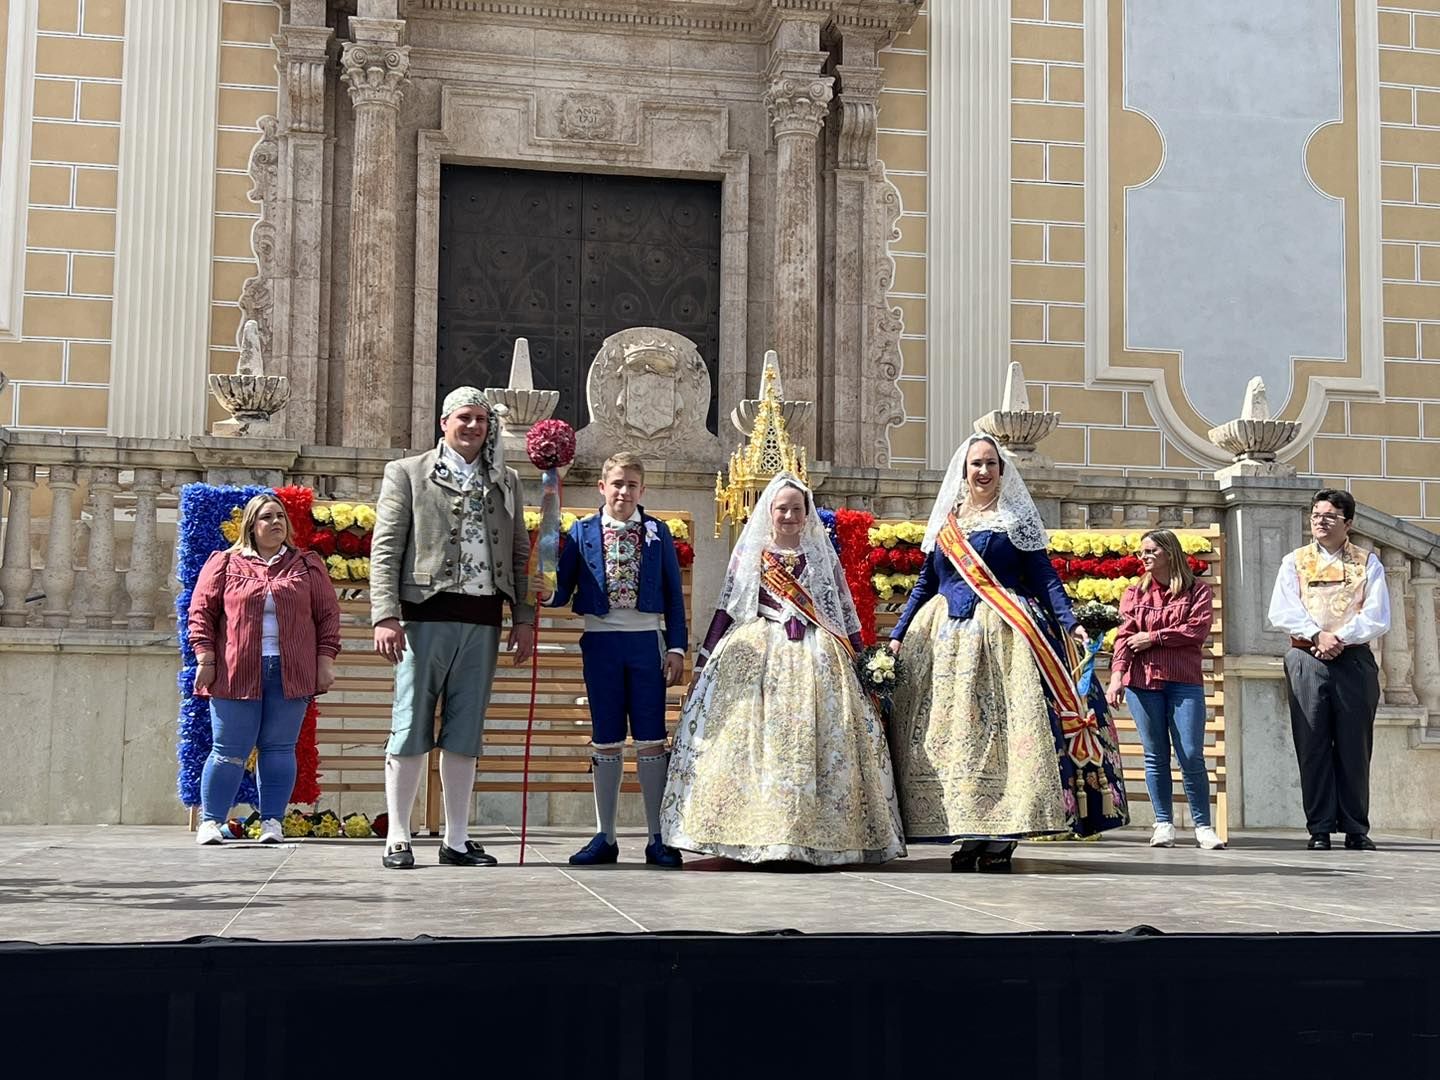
[
  {"x1": 920, "y1": 433, "x2": 1048, "y2": 553},
  {"x1": 713, "y1": 473, "x2": 862, "y2": 638},
  {"x1": 434, "y1": 388, "x2": 513, "y2": 515}
]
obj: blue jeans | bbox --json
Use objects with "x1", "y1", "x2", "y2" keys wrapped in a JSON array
[
  {"x1": 1125, "y1": 682, "x2": 1210, "y2": 827},
  {"x1": 201, "y1": 656, "x2": 309, "y2": 823}
]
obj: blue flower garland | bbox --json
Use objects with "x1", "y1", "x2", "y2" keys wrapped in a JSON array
[
  {"x1": 816, "y1": 506, "x2": 842, "y2": 555},
  {"x1": 175, "y1": 483, "x2": 271, "y2": 808}
]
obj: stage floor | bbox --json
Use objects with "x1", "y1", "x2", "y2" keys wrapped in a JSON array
[{"x1": 3, "y1": 825, "x2": 1439, "y2": 944}]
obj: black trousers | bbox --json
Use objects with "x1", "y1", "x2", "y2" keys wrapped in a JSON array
[{"x1": 1283, "y1": 645, "x2": 1380, "y2": 836}]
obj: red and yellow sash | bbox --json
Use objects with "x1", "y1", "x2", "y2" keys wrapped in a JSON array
[
  {"x1": 935, "y1": 514, "x2": 1083, "y2": 719},
  {"x1": 761, "y1": 550, "x2": 856, "y2": 658}
]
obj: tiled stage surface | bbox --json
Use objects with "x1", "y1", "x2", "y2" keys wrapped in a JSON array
[{"x1": 3, "y1": 826, "x2": 1439, "y2": 945}]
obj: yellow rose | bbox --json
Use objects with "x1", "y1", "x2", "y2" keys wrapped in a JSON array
[
  {"x1": 1049, "y1": 532, "x2": 1074, "y2": 554},
  {"x1": 326, "y1": 554, "x2": 349, "y2": 581},
  {"x1": 353, "y1": 505, "x2": 376, "y2": 532},
  {"x1": 898, "y1": 522, "x2": 926, "y2": 545},
  {"x1": 348, "y1": 557, "x2": 369, "y2": 580},
  {"x1": 1102, "y1": 627, "x2": 1119, "y2": 652},
  {"x1": 311, "y1": 505, "x2": 332, "y2": 526},
  {"x1": 524, "y1": 510, "x2": 542, "y2": 532},
  {"x1": 665, "y1": 518, "x2": 690, "y2": 542},
  {"x1": 329, "y1": 503, "x2": 356, "y2": 532}
]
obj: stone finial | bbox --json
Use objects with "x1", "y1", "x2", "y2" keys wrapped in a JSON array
[
  {"x1": 1207, "y1": 376, "x2": 1302, "y2": 478},
  {"x1": 973, "y1": 361, "x2": 1059, "y2": 464},
  {"x1": 485, "y1": 337, "x2": 560, "y2": 458},
  {"x1": 731, "y1": 350, "x2": 815, "y2": 437},
  {"x1": 208, "y1": 318, "x2": 292, "y2": 437}
]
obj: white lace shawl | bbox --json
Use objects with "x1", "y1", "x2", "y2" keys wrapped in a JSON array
[
  {"x1": 713, "y1": 473, "x2": 862, "y2": 638},
  {"x1": 920, "y1": 434, "x2": 1049, "y2": 554}
]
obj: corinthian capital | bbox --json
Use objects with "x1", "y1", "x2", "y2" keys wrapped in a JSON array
[
  {"x1": 340, "y1": 41, "x2": 410, "y2": 109},
  {"x1": 765, "y1": 74, "x2": 834, "y2": 139}
]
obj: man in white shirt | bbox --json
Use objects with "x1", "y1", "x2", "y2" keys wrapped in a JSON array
[{"x1": 1267, "y1": 489, "x2": 1390, "y2": 851}]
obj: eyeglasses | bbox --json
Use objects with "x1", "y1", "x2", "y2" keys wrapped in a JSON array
[{"x1": 1310, "y1": 513, "x2": 1343, "y2": 525}]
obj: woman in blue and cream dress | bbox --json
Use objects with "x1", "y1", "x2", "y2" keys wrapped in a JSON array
[{"x1": 888, "y1": 434, "x2": 1128, "y2": 872}]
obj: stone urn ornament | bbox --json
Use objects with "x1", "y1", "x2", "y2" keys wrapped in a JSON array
[
  {"x1": 974, "y1": 361, "x2": 1060, "y2": 465},
  {"x1": 208, "y1": 319, "x2": 291, "y2": 436},
  {"x1": 1207, "y1": 376, "x2": 1301, "y2": 478},
  {"x1": 486, "y1": 337, "x2": 560, "y2": 459},
  {"x1": 731, "y1": 350, "x2": 814, "y2": 438}
]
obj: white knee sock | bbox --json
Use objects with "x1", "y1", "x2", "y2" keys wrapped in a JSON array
[
  {"x1": 440, "y1": 750, "x2": 477, "y2": 853},
  {"x1": 384, "y1": 753, "x2": 426, "y2": 847}
]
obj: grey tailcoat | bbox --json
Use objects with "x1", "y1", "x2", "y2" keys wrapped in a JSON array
[{"x1": 368, "y1": 447, "x2": 534, "y2": 627}]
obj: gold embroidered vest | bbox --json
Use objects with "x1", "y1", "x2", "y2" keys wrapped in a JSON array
[{"x1": 1293, "y1": 542, "x2": 1368, "y2": 634}]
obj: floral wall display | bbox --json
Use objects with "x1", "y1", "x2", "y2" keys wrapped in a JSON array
[
  {"x1": 175, "y1": 483, "x2": 378, "y2": 812},
  {"x1": 842, "y1": 521, "x2": 1214, "y2": 648}
]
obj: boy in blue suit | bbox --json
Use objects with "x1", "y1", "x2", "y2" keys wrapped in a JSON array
[{"x1": 550, "y1": 451, "x2": 688, "y2": 867}]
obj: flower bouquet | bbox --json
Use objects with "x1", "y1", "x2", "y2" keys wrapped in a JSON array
[{"x1": 855, "y1": 642, "x2": 903, "y2": 710}]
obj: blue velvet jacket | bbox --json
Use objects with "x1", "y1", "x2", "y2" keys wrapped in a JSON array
[
  {"x1": 549, "y1": 508, "x2": 688, "y2": 652},
  {"x1": 890, "y1": 528, "x2": 1076, "y2": 642}
]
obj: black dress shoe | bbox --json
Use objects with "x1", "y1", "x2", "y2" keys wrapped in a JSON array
[
  {"x1": 1307, "y1": 834, "x2": 1332, "y2": 850},
  {"x1": 977, "y1": 842, "x2": 1017, "y2": 873},
  {"x1": 439, "y1": 841, "x2": 498, "y2": 867},
  {"x1": 951, "y1": 848, "x2": 980, "y2": 872},
  {"x1": 1344, "y1": 833, "x2": 1377, "y2": 851},
  {"x1": 382, "y1": 842, "x2": 415, "y2": 869}
]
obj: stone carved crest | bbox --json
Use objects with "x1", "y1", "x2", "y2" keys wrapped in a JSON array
[
  {"x1": 557, "y1": 93, "x2": 618, "y2": 141},
  {"x1": 575, "y1": 328, "x2": 723, "y2": 466}
]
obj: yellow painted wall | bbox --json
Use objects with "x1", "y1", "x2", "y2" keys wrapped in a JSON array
[{"x1": 0, "y1": 0, "x2": 124, "y2": 432}]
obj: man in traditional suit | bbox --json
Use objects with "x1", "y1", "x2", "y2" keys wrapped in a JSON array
[
  {"x1": 370, "y1": 387, "x2": 535, "y2": 869},
  {"x1": 1268, "y1": 488, "x2": 1390, "y2": 851}
]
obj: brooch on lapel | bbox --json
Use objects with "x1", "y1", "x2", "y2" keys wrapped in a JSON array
[
  {"x1": 433, "y1": 460, "x2": 450, "y2": 482},
  {"x1": 644, "y1": 520, "x2": 658, "y2": 547}
]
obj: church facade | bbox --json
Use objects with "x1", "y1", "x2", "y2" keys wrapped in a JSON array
[{"x1": 0, "y1": 0, "x2": 1436, "y2": 520}]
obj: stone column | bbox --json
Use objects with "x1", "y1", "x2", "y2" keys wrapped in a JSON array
[
  {"x1": 109, "y1": 0, "x2": 221, "y2": 437},
  {"x1": 766, "y1": 52, "x2": 833, "y2": 450},
  {"x1": 926, "y1": 0, "x2": 1010, "y2": 466},
  {"x1": 266, "y1": 21, "x2": 335, "y2": 443},
  {"x1": 339, "y1": 20, "x2": 410, "y2": 447},
  {"x1": 827, "y1": 58, "x2": 882, "y2": 464}
]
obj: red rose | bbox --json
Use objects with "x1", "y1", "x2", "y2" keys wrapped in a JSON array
[
  {"x1": 525, "y1": 419, "x2": 577, "y2": 470},
  {"x1": 674, "y1": 540, "x2": 695, "y2": 568},
  {"x1": 311, "y1": 529, "x2": 337, "y2": 557},
  {"x1": 360, "y1": 533, "x2": 372, "y2": 556},
  {"x1": 337, "y1": 531, "x2": 361, "y2": 556}
]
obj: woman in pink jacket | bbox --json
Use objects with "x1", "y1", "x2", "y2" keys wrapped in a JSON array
[
  {"x1": 1106, "y1": 529, "x2": 1223, "y2": 850},
  {"x1": 187, "y1": 493, "x2": 341, "y2": 845}
]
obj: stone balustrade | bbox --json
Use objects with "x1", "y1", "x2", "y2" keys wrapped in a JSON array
[
  {"x1": 0, "y1": 431, "x2": 399, "y2": 636},
  {"x1": 1, "y1": 429, "x2": 1437, "y2": 738}
]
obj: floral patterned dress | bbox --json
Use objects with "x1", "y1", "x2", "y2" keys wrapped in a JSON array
[
  {"x1": 890, "y1": 529, "x2": 1128, "y2": 842},
  {"x1": 661, "y1": 552, "x2": 906, "y2": 865}
]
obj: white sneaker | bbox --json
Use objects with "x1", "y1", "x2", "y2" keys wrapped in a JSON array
[
  {"x1": 1194, "y1": 825, "x2": 1227, "y2": 850},
  {"x1": 1149, "y1": 822, "x2": 1175, "y2": 848},
  {"x1": 258, "y1": 818, "x2": 284, "y2": 844},
  {"x1": 196, "y1": 820, "x2": 226, "y2": 846}
]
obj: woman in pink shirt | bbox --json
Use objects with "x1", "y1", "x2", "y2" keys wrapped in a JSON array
[
  {"x1": 1105, "y1": 529, "x2": 1223, "y2": 850},
  {"x1": 188, "y1": 493, "x2": 341, "y2": 846}
]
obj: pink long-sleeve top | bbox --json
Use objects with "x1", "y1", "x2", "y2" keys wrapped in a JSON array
[
  {"x1": 187, "y1": 547, "x2": 342, "y2": 700},
  {"x1": 1110, "y1": 578, "x2": 1214, "y2": 690}
]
